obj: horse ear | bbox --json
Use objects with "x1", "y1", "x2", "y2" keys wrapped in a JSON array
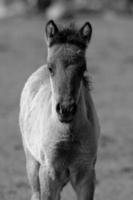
[
  {"x1": 45, "y1": 20, "x2": 58, "y2": 46},
  {"x1": 79, "y1": 22, "x2": 92, "y2": 44}
]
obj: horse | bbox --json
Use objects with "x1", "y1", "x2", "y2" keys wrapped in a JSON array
[{"x1": 19, "y1": 20, "x2": 100, "y2": 200}]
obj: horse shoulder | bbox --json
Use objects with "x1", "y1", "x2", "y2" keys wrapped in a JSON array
[
  {"x1": 20, "y1": 65, "x2": 49, "y2": 105},
  {"x1": 19, "y1": 64, "x2": 50, "y2": 163},
  {"x1": 20, "y1": 65, "x2": 49, "y2": 115}
]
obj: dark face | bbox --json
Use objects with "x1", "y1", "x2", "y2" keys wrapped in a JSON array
[
  {"x1": 48, "y1": 45, "x2": 86, "y2": 123},
  {"x1": 45, "y1": 20, "x2": 92, "y2": 123}
]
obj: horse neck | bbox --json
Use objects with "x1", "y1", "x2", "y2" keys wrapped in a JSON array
[{"x1": 75, "y1": 82, "x2": 88, "y2": 123}]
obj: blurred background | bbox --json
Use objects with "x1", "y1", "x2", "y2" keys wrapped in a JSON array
[{"x1": 0, "y1": 0, "x2": 133, "y2": 200}]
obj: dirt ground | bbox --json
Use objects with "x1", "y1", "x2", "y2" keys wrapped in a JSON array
[{"x1": 0, "y1": 13, "x2": 133, "y2": 200}]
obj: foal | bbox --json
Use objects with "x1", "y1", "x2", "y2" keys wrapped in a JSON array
[{"x1": 19, "y1": 20, "x2": 100, "y2": 200}]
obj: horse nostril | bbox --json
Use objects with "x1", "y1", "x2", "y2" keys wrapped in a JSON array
[
  {"x1": 56, "y1": 103, "x2": 65, "y2": 115},
  {"x1": 69, "y1": 103, "x2": 77, "y2": 115},
  {"x1": 56, "y1": 103, "x2": 66, "y2": 115},
  {"x1": 56, "y1": 103, "x2": 61, "y2": 114},
  {"x1": 56, "y1": 102, "x2": 77, "y2": 117}
]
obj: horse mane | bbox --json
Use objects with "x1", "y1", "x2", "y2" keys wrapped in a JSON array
[
  {"x1": 83, "y1": 71, "x2": 92, "y2": 91},
  {"x1": 50, "y1": 23, "x2": 88, "y2": 50}
]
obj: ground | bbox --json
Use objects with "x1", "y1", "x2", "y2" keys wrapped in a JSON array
[{"x1": 0, "y1": 13, "x2": 133, "y2": 200}]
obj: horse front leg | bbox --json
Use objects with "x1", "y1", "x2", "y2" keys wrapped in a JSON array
[
  {"x1": 25, "y1": 147, "x2": 40, "y2": 200},
  {"x1": 39, "y1": 165, "x2": 62, "y2": 200},
  {"x1": 70, "y1": 168, "x2": 96, "y2": 200}
]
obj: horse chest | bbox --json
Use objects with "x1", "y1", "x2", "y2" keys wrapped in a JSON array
[
  {"x1": 22, "y1": 105, "x2": 76, "y2": 164},
  {"x1": 43, "y1": 123, "x2": 96, "y2": 167},
  {"x1": 20, "y1": 65, "x2": 99, "y2": 165}
]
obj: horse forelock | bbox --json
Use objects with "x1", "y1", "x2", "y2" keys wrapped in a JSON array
[
  {"x1": 48, "y1": 44, "x2": 85, "y2": 66},
  {"x1": 49, "y1": 23, "x2": 87, "y2": 50}
]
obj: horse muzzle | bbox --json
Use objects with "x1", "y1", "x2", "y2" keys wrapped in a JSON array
[{"x1": 56, "y1": 101, "x2": 77, "y2": 123}]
